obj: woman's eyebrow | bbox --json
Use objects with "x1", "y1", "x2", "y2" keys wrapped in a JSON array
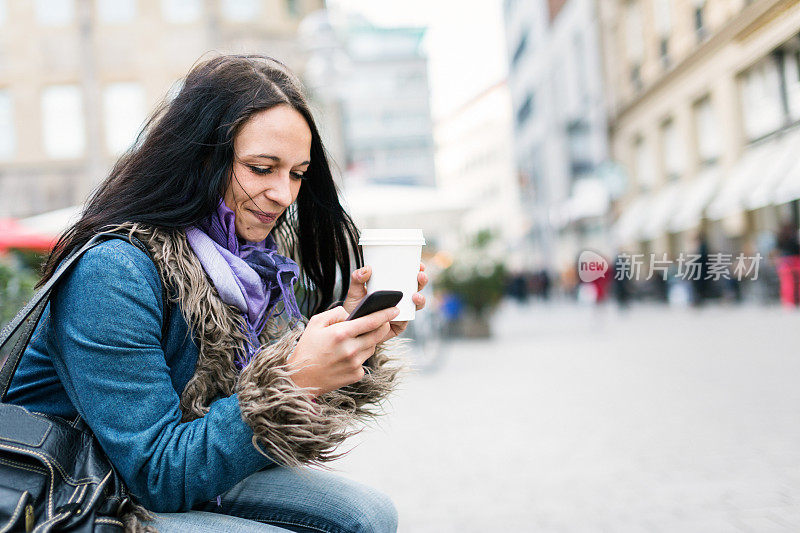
[{"x1": 249, "y1": 154, "x2": 311, "y2": 166}]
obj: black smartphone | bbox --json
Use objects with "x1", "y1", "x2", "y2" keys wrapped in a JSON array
[{"x1": 346, "y1": 290, "x2": 403, "y2": 321}]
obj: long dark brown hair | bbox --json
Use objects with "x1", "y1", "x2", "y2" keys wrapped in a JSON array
[{"x1": 37, "y1": 54, "x2": 362, "y2": 316}]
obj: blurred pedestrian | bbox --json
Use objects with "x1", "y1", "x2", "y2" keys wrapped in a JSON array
[
  {"x1": 506, "y1": 271, "x2": 528, "y2": 303},
  {"x1": 538, "y1": 269, "x2": 551, "y2": 300},
  {"x1": 613, "y1": 251, "x2": 632, "y2": 309},
  {"x1": 774, "y1": 221, "x2": 800, "y2": 308},
  {"x1": 440, "y1": 291, "x2": 464, "y2": 337},
  {"x1": 692, "y1": 232, "x2": 710, "y2": 307}
]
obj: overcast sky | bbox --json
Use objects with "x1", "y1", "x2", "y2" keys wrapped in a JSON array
[{"x1": 327, "y1": 0, "x2": 508, "y2": 120}]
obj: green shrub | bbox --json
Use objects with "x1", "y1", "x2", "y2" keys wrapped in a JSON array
[
  {"x1": 435, "y1": 228, "x2": 507, "y2": 315},
  {"x1": 0, "y1": 253, "x2": 42, "y2": 329}
]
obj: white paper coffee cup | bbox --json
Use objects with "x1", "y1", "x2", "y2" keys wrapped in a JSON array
[{"x1": 359, "y1": 229, "x2": 426, "y2": 321}]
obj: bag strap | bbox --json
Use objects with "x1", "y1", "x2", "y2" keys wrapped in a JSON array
[{"x1": 0, "y1": 230, "x2": 172, "y2": 401}]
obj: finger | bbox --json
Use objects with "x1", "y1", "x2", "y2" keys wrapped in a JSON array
[
  {"x1": 355, "y1": 322, "x2": 390, "y2": 352},
  {"x1": 386, "y1": 321, "x2": 406, "y2": 339},
  {"x1": 344, "y1": 306, "x2": 400, "y2": 336},
  {"x1": 354, "y1": 345, "x2": 378, "y2": 366},
  {"x1": 413, "y1": 293, "x2": 426, "y2": 310},
  {"x1": 420, "y1": 261, "x2": 426, "y2": 272},
  {"x1": 417, "y1": 271, "x2": 428, "y2": 291},
  {"x1": 313, "y1": 305, "x2": 350, "y2": 326}
]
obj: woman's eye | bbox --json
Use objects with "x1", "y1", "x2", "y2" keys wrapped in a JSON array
[
  {"x1": 291, "y1": 172, "x2": 306, "y2": 181},
  {"x1": 247, "y1": 165, "x2": 272, "y2": 175}
]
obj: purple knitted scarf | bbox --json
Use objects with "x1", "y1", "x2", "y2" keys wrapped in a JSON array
[{"x1": 185, "y1": 198, "x2": 303, "y2": 369}]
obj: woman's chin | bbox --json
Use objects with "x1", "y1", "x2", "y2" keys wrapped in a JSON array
[{"x1": 236, "y1": 227, "x2": 270, "y2": 244}]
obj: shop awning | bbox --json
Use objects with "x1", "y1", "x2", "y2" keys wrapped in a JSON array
[
  {"x1": 774, "y1": 135, "x2": 800, "y2": 204},
  {"x1": 551, "y1": 177, "x2": 611, "y2": 228},
  {"x1": 746, "y1": 128, "x2": 800, "y2": 210},
  {"x1": 707, "y1": 134, "x2": 789, "y2": 219},
  {"x1": 566, "y1": 178, "x2": 610, "y2": 221},
  {"x1": 17, "y1": 205, "x2": 81, "y2": 238},
  {"x1": 669, "y1": 166, "x2": 722, "y2": 232},
  {"x1": 0, "y1": 218, "x2": 58, "y2": 253},
  {"x1": 641, "y1": 182, "x2": 682, "y2": 239},
  {"x1": 613, "y1": 195, "x2": 651, "y2": 246}
]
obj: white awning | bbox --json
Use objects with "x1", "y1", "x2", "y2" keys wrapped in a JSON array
[
  {"x1": 746, "y1": 128, "x2": 800, "y2": 210},
  {"x1": 613, "y1": 195, "x2": 651, "y2": 246},
  {"x1": 567, "y1": 178, "x2": 610, "y2": 220},
  {"x1": 641, "y1": 182, "x2": 682, "y2": 239},
  {"x1": 707, "y1": 135, "x2": 788, "y2": 219},
  {"x1": 774, "y1": 131, "x2": 800, "y2": 204},
  {"x1": 669, "y1": 166, "x2": 722, "y2": 232},
  {"x1": 341, "y1": 184, "x2": 472, "y2": 236},
  {"x1": 18, "y1": 205, "x2": 82, "y2": 238},
  {"x1": 552, "y1": 177, "x2": 611, "y2": 228}
]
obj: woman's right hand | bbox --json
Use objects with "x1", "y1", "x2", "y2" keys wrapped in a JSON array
[{"x1": 287, "y1": 305, "x2": 400, "y2": 397}]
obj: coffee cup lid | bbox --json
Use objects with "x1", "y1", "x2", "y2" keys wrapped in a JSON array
[{"x1": 358, "y1": 229, "x2": 426, "y2": 246}]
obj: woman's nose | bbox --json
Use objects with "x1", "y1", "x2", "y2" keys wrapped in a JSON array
[{"x1": 264, "y1": 172, "x2": 293, "y2": 207}]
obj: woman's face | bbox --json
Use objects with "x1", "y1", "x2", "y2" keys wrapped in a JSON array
[{"x1": 223, "y1": 104, "x2": 312, "y2": 243}]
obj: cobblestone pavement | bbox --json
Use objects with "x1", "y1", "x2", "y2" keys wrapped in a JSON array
[{"x1": 328, "y1": 301, "x2": 800, "y2": 532}]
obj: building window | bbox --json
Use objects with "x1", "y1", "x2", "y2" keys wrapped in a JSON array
[
  {"x1": 693, "y1": 0, "x2": 706, "y2": 42},
  {"x1": 659, "y1": 38, "x2": 670, "y2": 68},
  {"x1": 625, "y1": 0, "x2": 644, "y2": 91},
  {"x1": 0, "y1": 0, "x2": 7, "y2": 27},
  {"x1": 35, "y1": 0, "x2": 75, "y2": 26},
  {"x1": 103, "y1": 82, "x2": 145, "y2": 155},
  {"x1": 783, "y1": 47, "x2": 800, "y2": 122},
  {"x1": 654, "y1": 0, "x2": 672, "y2": 34},
  {"x1": 161, "y1": 0, "x2": 202, "y2": 24},
  {"x1": 654, "y1": 0, "x2": 672, "y2": 67},
  {"x1": 693, "y1": 96, "x2": 719, "y2": 165},
  {"x1": 567, "y1": 119, "x2": 592, "y2": 178},
  {"x1": 222, "y1": 0, "x2": 260, "y2": 22},
  {"x1": 630, "y1": 64, "x2": 643, "y2": 92},
  {"x1": 573, "y1": 32, "x2": 588, "y2": 102},
  {"x1": 634, "y1": 135, "x2": 656, "y2": 191},
  {"x1": 286, "y1": 0, "x2": 299, "y2": 17},
  {"x1": 516, "y1": 94, "x2": 534, "y2": 125},
  {"x1": 512, "y1": 34, "x2": 528, "y2": 66},
  {"x1": 625, "y1": 0, "x2": 644, "y2": 63},
  {"x1": 0, "y1": 90, "x2": 14, "y2": 160},
  {"x1": 97, "y1": 0, "x2": 136, "y2": 24},
  {"x1": 41, "y1": 85, "x2": 85, "y2": 159},
  {"x1": 660, "y1": 118, "x2": 684, "y2": 181},
  {"x1": 740, "y1": 56, "x2": 784, "y2": 140}
]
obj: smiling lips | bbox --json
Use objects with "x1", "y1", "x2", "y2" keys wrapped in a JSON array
[{"x1": 249, "y1": 209, "x2": 278, "y2": 223}]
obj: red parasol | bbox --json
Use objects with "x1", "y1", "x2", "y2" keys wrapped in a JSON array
[{"x1": 0, "y1": 218, "x2": 58, "y2": 253}]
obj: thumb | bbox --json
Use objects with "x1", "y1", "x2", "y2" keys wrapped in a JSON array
[{"x1": 344, "y1": 266, "x2": 370, "y2": 307}]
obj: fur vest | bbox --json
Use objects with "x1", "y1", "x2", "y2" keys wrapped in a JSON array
[{"x1": 103, "y1": 222, "x2": 406, "y2": 531}]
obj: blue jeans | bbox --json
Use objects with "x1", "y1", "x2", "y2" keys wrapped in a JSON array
[{"x1": 149, "y1": 466, "x2": 398, "y2": 532}]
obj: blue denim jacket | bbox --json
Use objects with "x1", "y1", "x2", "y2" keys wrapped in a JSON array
[{"x1": 6, "y1": 237, "x2": 274, "y2": 512}]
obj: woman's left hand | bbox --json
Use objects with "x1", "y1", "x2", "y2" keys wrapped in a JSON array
[{"x1": 343, "y1": 262, "x2": 428, "y2": 342}]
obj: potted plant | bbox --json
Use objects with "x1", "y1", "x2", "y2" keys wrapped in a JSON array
[{"x1": 436, "y1": 229, "x2": 507, "y2": 338}]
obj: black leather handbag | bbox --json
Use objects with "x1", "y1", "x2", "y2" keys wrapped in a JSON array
[{"x1": 0, "y1": 231, "x2": 170, "y2": 532}]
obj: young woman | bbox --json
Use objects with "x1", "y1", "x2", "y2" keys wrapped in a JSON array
[{"x1": 7, "y1": 54, "x2": 427, "y2": 532}]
